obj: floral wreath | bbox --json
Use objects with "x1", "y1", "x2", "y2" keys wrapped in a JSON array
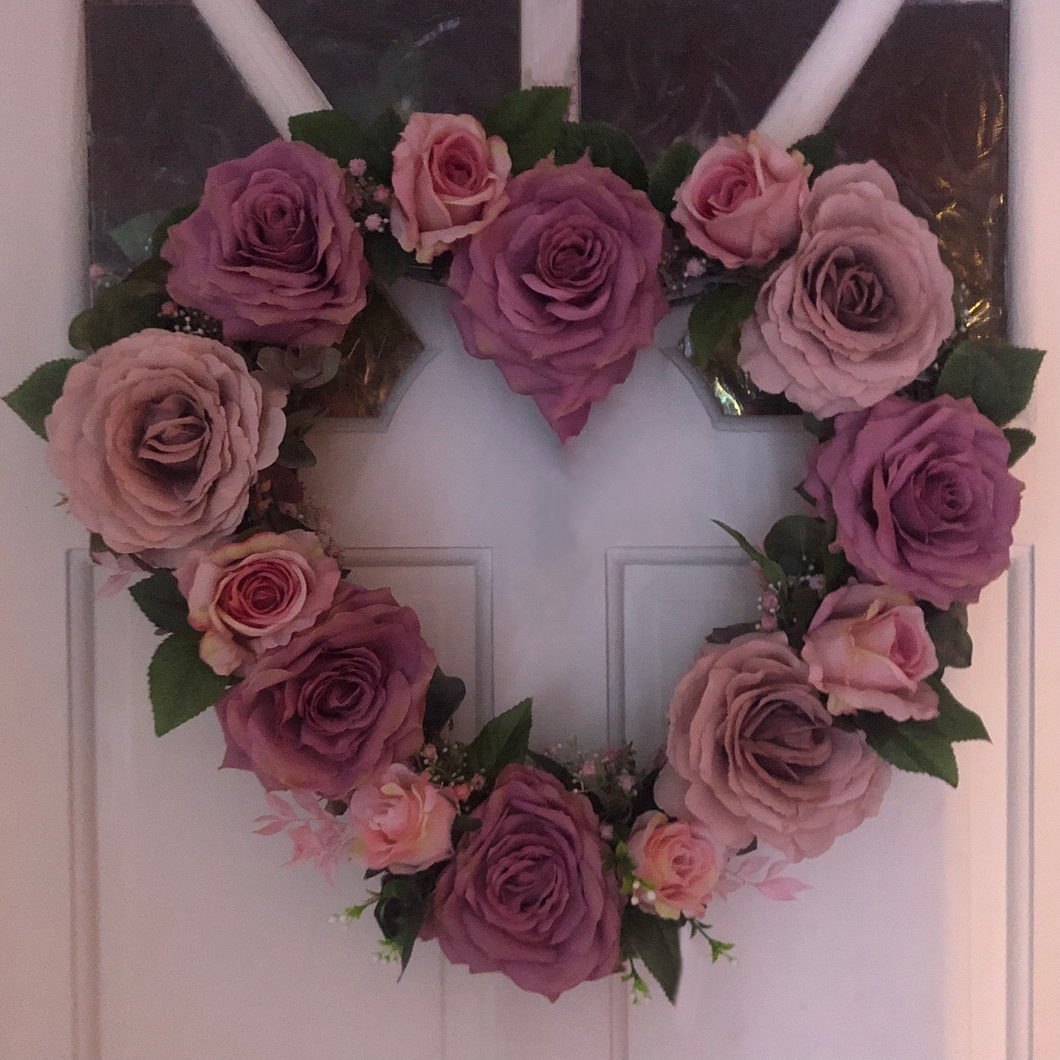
[{"x1": 4, "y1": 87, "x2": 1043, "y2": 1004}]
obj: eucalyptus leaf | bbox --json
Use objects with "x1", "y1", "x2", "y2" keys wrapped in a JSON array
[
  {"x1": 620, "y1": 906, "x2": 682, "y2": 1004},
  {"x1": 649, "y1": 140, "x2": 699, "y2": 214},
  {"x1": 483, "y1": 86, "x2": 569, "y2": 174},
  {"x1": 148, "y1": 632, "x2": 228, "y2": 737},
  {"x1": 110, "y1": 209, "x2": 168, "y2": 264},
  {"x1": 687, "y1": 285, "x2": 758, "y2": 370},
  {"x1": 3, "y1": 358, "x2": 77, "y2": 439},
  {"x1": 150, "y1": 200, "x2": 200, "y2": 257},
  {"x1": 129, "y1": 570, "x2": 193, "y2": 634},
  {"x1": 554, "y1": 121, "x2": 649, "y2": 191},
  {"x1": 935, "y1": 341, "x2": 1044, "y2": 426}
]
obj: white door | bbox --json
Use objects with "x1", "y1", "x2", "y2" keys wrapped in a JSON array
[{"x1": 1, "y1": 2, "x2": 1057, "y2": 1059}]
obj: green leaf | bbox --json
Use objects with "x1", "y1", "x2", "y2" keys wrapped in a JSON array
[
  {"x1": 276, "y1": 435, "x2": 317, "y2": 469},
  {"x1": 1004, "y1": 427, "x2": 1035, "y2": 467},
  {"x1": 450, "y1": 814, "x2": 482, "y2": 842},
  {"x1": 150, "y1": 200, "x2": 200, "y2": 257},
  {"x1": 620, "y1": 906, "x2": 682, "y2": 1004},
  {"x1": 3, "y1": 358, "x2": 77, "y2": 439},
  {"x1": 704, "y1": 621, "x2": 759, "y2": 645},
  {"x1": 687, "y1": 285, "x2": 759, "y2": 371},
  {"x1": 936, "y1": 341, "x2": 1045, "y2": 426},
  {"x1": 68, "y1": 257, "x2": 171, "y2": 352},
  {"x1": 364, "y1": 108, "x2": 405, "y2": 183},
  {"x1": 713, "y1": 520, "x2": 787, "y2": 590},
  {"x1": 289, "y1": 109, "x2": 364, "y2": 167},
  {"x1": 554, "y1": 121, "x2": 649, "y2": 191},
  {"x1": 763, "y1": 514, "x2": 830, "y2": 579},
  {"x1": 649, "y1": 140, "x2": 699, "y2": 214},
  {"x1": 859, "y1": 712, "x2": 960, "y2": 787},
  {"x1": 109, "y1": 209, "x2": 168, "y2": 263},
  {"x1": 483, "y1": 86, "x2": 570, "y2": 174},
  {"x1": 526, "y1": 750, "x2": 577, "y2": 790},
  {"x1": 925, "y1": 677, "x2": 990, "y2": 743},
  {"x1": 801, "y1": 412, "x2": 835, "y2": 442},
  {"x1": 148, "y1": 632, "x2": 228, "y2": 736},
  {"x1": 373, "y1": 870, "x2": 438, "y2": 974},
  {"x1": 790, "y1": 127, "x2": 837, "y2": 181},
  {"x1": 923, "y1": 603, "x2": 973, "y2": 670},
  {"x1": 466, "y1": 698, "x2": 533, "y2": 781},
  {"x1": 423, "y1": 666, "x2": 467, "y2": 741},
  {"x1": 363, "y1": 230, "x2": 416, "y2": 284},
  {"x1": 129, "y1": 571, "x2": 193, "y2": 634}
]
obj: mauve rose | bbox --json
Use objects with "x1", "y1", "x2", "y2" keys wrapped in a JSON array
[
  {"x1": 175, "y1": 530, "x2": 341, "y2": 676},
  {"x1": 804, "y1": 394, "x2": 1023, "y2": 609},
  {"x1": 346, "y1": 763, "x2": 457, "y2": 874},
  {"x1": 802, "y1": 583, "x2": 939, "y2": 722},
  {"x1": 391, "y1": 112, "x2": 511, "y2": 263},
  {"x1": 672, "y1": 131, "x2": 810, "y2": 269},
  {"x1": 655, "y1": 633, "x2": 891, "y2": 861},
  {"x1": 738, "y1": 162, "x2": 955, "y2": 417},
  {"x1": 215, "y1": 581, "x2": 435, "y2": 799},
  {"x1": 627, "y1": 810, "x2": 722, "y2": 920},
  {"x1": 448, "y1": 155, "x2": 669, "y2": 442},
  {"x1": 424, "y1": 763, "x2": 623, "y2": 1001},
  {"x1": 45, "y1": 329, "x2": 285, "y2": 561},
  {"x1": 162, "y1": 139, "x2": 369, "y2": 346}
]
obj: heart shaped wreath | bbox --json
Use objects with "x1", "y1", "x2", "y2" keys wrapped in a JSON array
[{"x1": 3, "y1": 87, "x2": 1042, "y2": 1003}]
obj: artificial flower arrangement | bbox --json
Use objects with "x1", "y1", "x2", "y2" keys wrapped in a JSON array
[{"x1": 3, "y1": 86, "x2": 1043, "y2": 1003}]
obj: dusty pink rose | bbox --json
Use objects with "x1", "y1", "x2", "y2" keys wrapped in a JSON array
[
  {"x1": 215, "y1": 581, "x2": 435, "y2": 799},
  {"x1": 655, "y1": 633, "x2": 891, "y2": 861},
  {"x1": 805, "y1": 394, "x2": 1023, "y2": 609},
  {"x1": 390, "y1": 112, "x2": 511, "y2": 263},
  {"x1": 738, "y1": 162, "x2": 955, "y2": 416},
  {"x1": 672, "y1": 131, "x2": 810, "y2": 269},
  {"x1": 627, "y1": 811, "x2": 722, "y2": 920},
  {"x1": 175, "y1": 530, "x2": 341, "y2": 676},
  {"x1": 424, "y1": 763, "x2": 622, "y2": 1001},
  {"x1": 346, "y1": 764, "x2": 457, "y2": 874},
  {"x1": 448, "y1": 155, "x2": 669, "y2": 442},
  {"x1": 162, "y1": 139, "x2": 370, "y2": 346},
  {"x1": 801, "y1": 583, "x2": 939, "y2": 722},
  {"x1": 45, "y1": 329, "x2": 285, "y2": 561}
]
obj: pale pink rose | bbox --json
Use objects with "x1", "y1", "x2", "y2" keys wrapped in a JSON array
[
  {"x1": 738, "y1": 162, "x2": 955, "y2": 416},
  {"x1": 672, "y1": 131, "x2": 810, "y2": 269},
  {"x1": 627, "y1": 811, "x2": 722, "y2": 920},
  {"x1": 391, "y1": 112, "x2": 511, "y2": 264},
  {"x1": 801, "y1": 583, "x2": 940, "y2": 722},
  {"x1": 45, "y1": 329, "x2": 286, "y2": 563},
  {"x1": 655, "y1": 632, "x2": 891, "y2": 861},
  {"x1": 346, "y1": 764, "x2": 457, "y2": 874},
  {"x1": 175, "y1": 530, "x2": 341, "y2": 676}
]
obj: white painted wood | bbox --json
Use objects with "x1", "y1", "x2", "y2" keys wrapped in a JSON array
[
  {"x1": 189, "y1": 0, "x2": 330, "y2": 136},
  {"x1": 758, "y1": 0, "x2": 905, "y2": 148}
]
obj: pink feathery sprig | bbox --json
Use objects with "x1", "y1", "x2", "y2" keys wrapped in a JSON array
[{"x1": 254, "y1": 790, "x2": 354, "y2": 886}]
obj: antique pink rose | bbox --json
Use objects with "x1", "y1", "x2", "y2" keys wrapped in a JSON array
[
  {"x1": 45, "y1": 329, "x2": 285, "y2": 562},
  {"x1": 804, "y1": 394, "x2": 1023, "y2": 609},
  {"x1": 390, "y1": 112, "x2": 511, "y2": 263},
  {"x1": 672, "y1": 131, "x2": 810, "y2": 269},
  {"x1": 448, "y1": 155, "x2": 669, "y2": 442},
  {"x1": 627, "y1": 811, "x2": 722, "y2": 920},
  {"x1": 738, "y1": 162, "x2": 955, "y2": 416},
  {"x1": 424, "y1": 763, "x2": 623, "y2": 1001},
  {"x1": 346, "y1": 763, "x2": 457, "y2": 874},
  {"x1": 801, "y1": 583, "x2": 939, "y2": 722},
  {"x1": 175, "y1": 530, "x2": 341, "y2": 676},
  {"x1": 215, "y1": 581, "x2": 435, "y2": 799},
  {"x1": 655, "y1": 633, "x2": 891, "y2": 862},
  {"x1": 162, "y1": 139, "x2": 370, "y2": 346}
]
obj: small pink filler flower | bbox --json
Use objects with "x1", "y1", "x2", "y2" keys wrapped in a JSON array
[{"x1": 346, "y1": 764, "x2": 457, "y2": 875}]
